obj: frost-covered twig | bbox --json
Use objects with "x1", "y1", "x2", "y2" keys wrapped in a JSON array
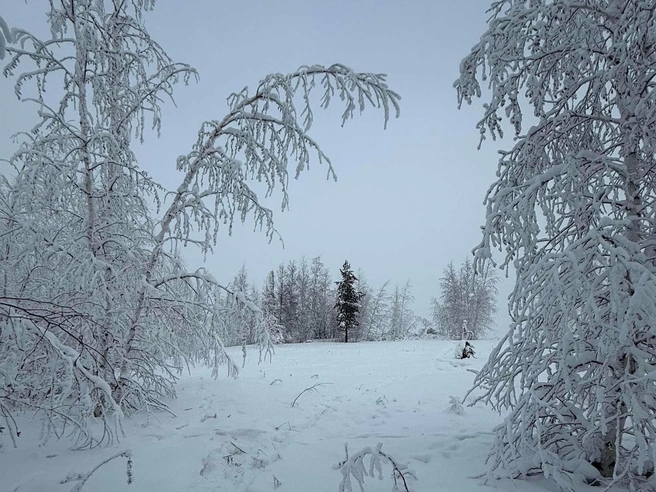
[
  {"x1": 60, "y1": 449, "x2": 133, "y2": 492},
  {"x1": 291, "y1": 382, "x2": 331, "y2": 407},
  {"x1": 334, "y1": 443, "x2": 414, "y2": 492}
]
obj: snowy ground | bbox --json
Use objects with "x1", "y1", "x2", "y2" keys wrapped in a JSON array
[{"x1": 3, "y1": 340, "x2": 599, "y2": 492}]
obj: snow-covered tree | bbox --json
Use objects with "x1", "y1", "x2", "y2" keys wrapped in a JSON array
[
  {"x1": 0, "y1": 1, "x2": 399, "y2": 447},
  {"x1": 284, "y1": 260, "x2": 301, "y2": 340},
  {"x1": 387, "y1": 281, "x2": 414, "y2": 340},
  {"x1": 431, "y1": 259, "x2": 497, "y2": 339},
  {"x1": 258, "y1": 256, "x2": 337, "y2": 342},
  {"x1": 349, "y1": 269, "x2": 372, "y2": 342},
  {"x1": 360, "y1": 280, "x2": 390, "y2": 341},
  {"x1": 334, "y1": 261, "x2": 364, "y2": 343},
  {"x1": 224, "y1": 265, "x2": 260, "y2": 347},
  {"x1": 261, "y1": 271, "x2": 278, "y2": 321},
  {"x1": 295, "y1": 257, "x2": 312, "y2": 342},
  {"x1": 457, "y1": 0, "x2": 656, "y2": 487},
  {"x1": 308, "y1": 256, "x2": 336, "y2": 339}
]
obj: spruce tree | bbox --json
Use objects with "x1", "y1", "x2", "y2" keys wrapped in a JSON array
[{"x1": 334, "y1": 261, "x2": 364, "y2": 343}]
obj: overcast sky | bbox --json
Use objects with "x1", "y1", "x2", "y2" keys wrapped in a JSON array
[{"x1": 0, "y1": 1, "x2": 514, "y2": 333}]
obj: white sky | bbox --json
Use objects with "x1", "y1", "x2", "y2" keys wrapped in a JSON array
[{"x1": 0, "y1": 1, "x2": 514, "y2": 332}]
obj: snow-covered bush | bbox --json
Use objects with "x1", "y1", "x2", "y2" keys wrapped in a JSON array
[{"x1": 454, "y1": 340, "x2": 475, "y2": 359}]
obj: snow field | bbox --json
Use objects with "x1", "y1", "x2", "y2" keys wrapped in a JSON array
[{"x1": 3, "y1": 340, "x2": 563, "y2": 492}]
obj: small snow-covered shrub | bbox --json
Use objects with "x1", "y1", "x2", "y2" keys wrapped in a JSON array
[
  {"x1": 334, "y1": 443, "x2": 414, "y2": 492},
  {"x1": 454, "y1": 340, "x2": 475, "y2": 359},
  {"x1": 449, "y1": 396, "x2": 464, "y2": 415}
]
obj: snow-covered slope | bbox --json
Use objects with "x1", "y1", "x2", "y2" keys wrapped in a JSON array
[{"x1": 2, "y1": 340, "x2": 586, "y2": 491}]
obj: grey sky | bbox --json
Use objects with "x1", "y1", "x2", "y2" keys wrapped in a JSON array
[{"x1": 0, "y1": 1, "x2": 513, "y2": 332}]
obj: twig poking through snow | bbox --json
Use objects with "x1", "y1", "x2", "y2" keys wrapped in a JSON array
[
  {"x1": 275, "y1": 421, "x2": 291, "y2": 431},
  {"x1": 291, "y1": 383, "x2": 332, "y2": 407},
  {"x1": 230, "y1": 442, "x2": 245, "y2": 454},
  {"x1": 200, "y1": 413, "x2": 217, "y2": 422},
  {"x1": 60, "y1": 449, "x2": 133, "y2": 492}
]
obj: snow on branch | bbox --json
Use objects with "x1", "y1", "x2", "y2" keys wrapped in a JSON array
[
  {"x1": 0, "y1": 14, "x2": 15, "y2": 60},
  {"x1": 167, "y1": 64, "x2": 400, "y2": 253}
]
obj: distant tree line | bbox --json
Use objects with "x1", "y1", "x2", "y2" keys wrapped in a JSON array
[
  {"x1": 220, "y1": 256, "x2": 499, "y2": 345},
  {"x1": 223, "y1": 257, "x2": 429, "y2": 344}
]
